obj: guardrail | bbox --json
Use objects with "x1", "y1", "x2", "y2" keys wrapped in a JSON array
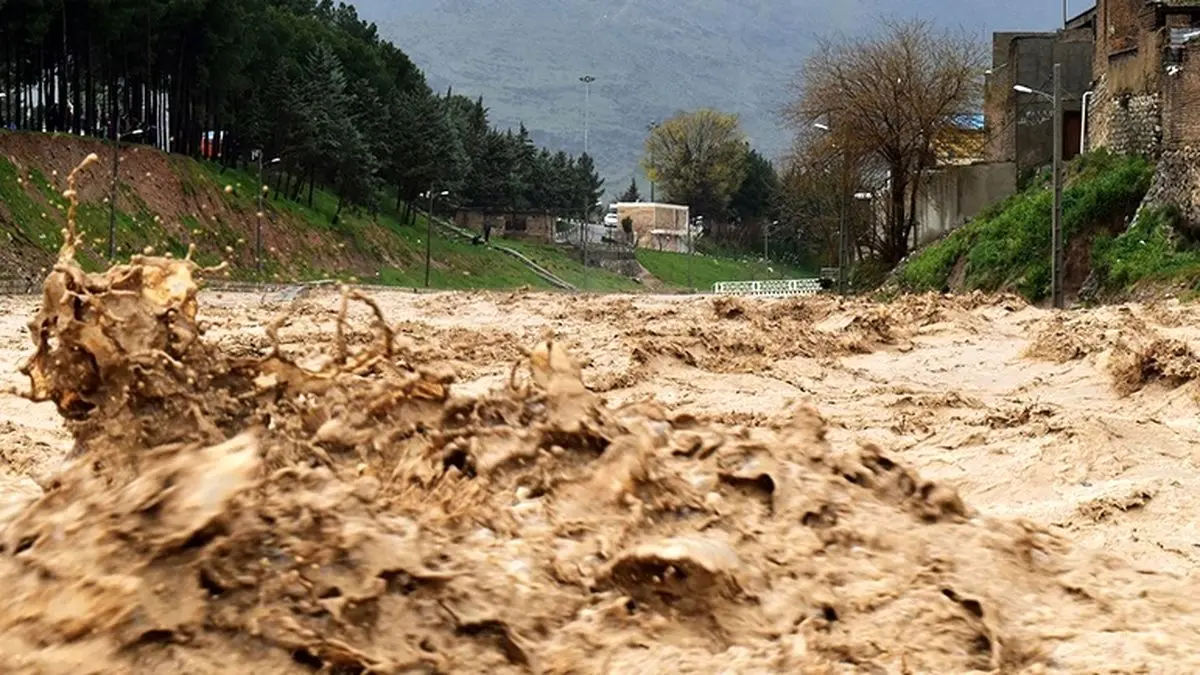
[{"x1": 712, "y1": 278, "x2": 826, "y2": 298}]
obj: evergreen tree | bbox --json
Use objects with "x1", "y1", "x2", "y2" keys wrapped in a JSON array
[
  {"x1": 0, "y1": 0, "x2": 609, "y2": 227},
  {"x1": 619, "y1": 178, "x2": 642, "y2": 203}
]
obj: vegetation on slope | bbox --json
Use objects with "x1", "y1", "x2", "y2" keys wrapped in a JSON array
[
  {"x1": 0, "y1": 133, "x2": 555, "y2": 289},
  {"x1": 899, "y1": 151, "x2": 1154, "y2": 301},
  {"x1": 0, "y1": 0, "x2": 604, "y2": 234},
  {"x1": 636, "y1": 248, "x2": 810, "y2": 291},
  {"x1": 1092, "y1": 205, "x2": 1200, "y2": 293},
  {"x1": 2, "y1": 133, "x2": 775, "y2": 292}
]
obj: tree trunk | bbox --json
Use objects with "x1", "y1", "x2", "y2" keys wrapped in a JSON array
[
  {"x1": 887, "y1": 164, "x2": 908, "y2": 265},
  {"x1": 332, "y1": 194, "x2": 344, "y2": 225}
]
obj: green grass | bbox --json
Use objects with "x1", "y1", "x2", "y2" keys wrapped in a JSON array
[
  {"x1": 899, "y1": 150, "x2": 1154, "y2": 301},
  {"x1": 636, "y1": 248, "x2": 812, "y2": 291},
  {"x1": 500, "y1": 240, "x2": 642, "y2": 291},
  {"x1": 3, "y1": 134, "x2": 823, "y2": 293},
  {"x1": 1092, "y1": 205, "x2": 1200, "y2": 291}
]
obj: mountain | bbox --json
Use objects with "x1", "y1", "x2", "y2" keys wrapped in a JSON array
[{"x1": 354, "y1": 0, "x2": 1085, "y2": 195}]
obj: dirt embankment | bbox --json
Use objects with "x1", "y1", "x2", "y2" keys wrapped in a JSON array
[
  {"x1": 0, "y1": 132, "x2": 422, "y2": 280},
  {"x1": 4, "y1": 157, "x2": 1200, "y2": 673}
]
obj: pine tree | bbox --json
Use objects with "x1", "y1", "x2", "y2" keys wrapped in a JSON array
[{"x1": 620, "y1": 177, "x2": 641, "y2": 203}]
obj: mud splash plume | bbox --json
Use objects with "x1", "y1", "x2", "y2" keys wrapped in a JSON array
[{"x1": 2, "y1": 155, "x2": 1200, "y2": 673}]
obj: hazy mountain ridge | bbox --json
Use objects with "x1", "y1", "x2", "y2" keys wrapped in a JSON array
[{"x1": 357, "y1": 0, "x2": 1079, "y2": 194}]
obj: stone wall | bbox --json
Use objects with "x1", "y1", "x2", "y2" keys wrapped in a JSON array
[
  {"x1": 1145, "y1": 148, "x2": 1200, "y2": 231},
  {"x1": 1088, "y1": 81, "x2": 1163, "y2": 157}
]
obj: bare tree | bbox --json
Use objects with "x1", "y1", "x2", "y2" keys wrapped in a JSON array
[
  {"x1": 777, "y1": 138, "x2": 883, "y2": 266},
  {"x1": 786, "y1": 19, "x2": 984, "y2": 264}
]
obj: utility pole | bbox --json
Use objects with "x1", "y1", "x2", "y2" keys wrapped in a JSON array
[
  {"x1": 108, "y1": 124, "x2": 143, "y2": 260},
  {"x1": 1063, "y1": 0, "x2": 1069, "y2": 28},
  {"x1": 838, "y1": 148, "x2": 850, "y2": 297},
  {"x1": 423, "y1": 188, "x2": 448, "y2": 288},
  {"x1": 1052, "y1": 63, "x2": 1064, "y2": 309},
  {"x1": 254, "y1": 152, "x2": 280, "y2": 275},
  {"x1": 580, "y1": 75, "x2": 595, "y2": 156},
  {"x1": 688, "y1": 216, "x2": 701, "y2": 293},
  {"x1": 256, "y1": 150, "x2": 264, "y2": 275},
  {"x1": 109, "y1": 120, "x2": 121, "y2": 260},
  {"x1": 647, "y1": 121, "x2": 658, "y2": 202}
]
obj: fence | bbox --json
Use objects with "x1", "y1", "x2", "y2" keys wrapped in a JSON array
[
  {"x1": 553, "y1": 223, "x2": 636, "y2": 252},
  {"x1": 711, "y1": 279, "x2": 826, "y2": 298}
]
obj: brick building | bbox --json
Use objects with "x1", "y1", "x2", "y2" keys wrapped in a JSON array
[{"x1": 1086, "y1": 0, "x2": 1200, "y2": 225}]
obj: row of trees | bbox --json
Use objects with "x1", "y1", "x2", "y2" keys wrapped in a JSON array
[
  {"x1": 640, "y1": 20, "x2": 983, "y2": 269},
  {"x1": 0, "y1": 0, "x2": 604, "y2": 222}
]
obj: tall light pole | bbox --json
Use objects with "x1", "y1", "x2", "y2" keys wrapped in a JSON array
[
  {"x1": 254, "y1": 151, "x2": 281, "y2": 275},
  {"x1": 580, "y1": 75, "x2": 595, "y2": 156},
  {"x1": 424, "y1": 188, "x2": 450, "y2": 288},
  {"x1": 109, "y1": 126, "x2": 143, "y2": 260},
  {"x1": 646, "y1": 121, "x2": 658, "y2": 202},
  {"x1": 688, "y1": 215, "x2": 702, "y2": 293},
  {"x1": 765, "y1": 220, "x2": 777, "y2": 262},
  {"x1": 813, "y1": 121, "x2": 850, "y2": 296},
  {"x1": 1015, "y1": 64, "x2": 1064, "y2": 309}
]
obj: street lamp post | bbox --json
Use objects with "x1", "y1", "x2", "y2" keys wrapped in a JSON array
[
  {"x1": 1014, "y1": 63, "x2": 1064, "y2": 309},
  {"x1": 688, "y1": 215, "x2": 702, "y2": 293},
  {"x1": 764, "y1": 220, "x2": 778, "y2": 262},
  {"x1": 424, "y1": 188, "x2": 450, "y2": 288},
  {"x1": 647, "y1": 121, "x2": 658, "y2": 202},
  {"x1": 255, "y1": 151, "x2": 281, "y2": 275},
  {"x1": 580, "y1": 75, "x2": 596, "y2": 156},
  {"x1": 813, "y1": 121, "x2": 850, "y2": 296},
  {"x1": 108, "y1": 126, "x2": 144, "y2": 260}
]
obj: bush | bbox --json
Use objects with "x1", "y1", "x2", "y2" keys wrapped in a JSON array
[
  {"x1": 898, "y1": 151, "x2": 1154, "y2": 301},
  {"x1": 1092, "y1": 204, "x2": 1200, "y2": 290}
]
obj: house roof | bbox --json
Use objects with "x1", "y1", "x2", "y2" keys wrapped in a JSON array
[
  {"x1": 1066, "y1": 5, "x2": 1097, "y2": 30},
  {"x1": 932, "y1": 125, "x2": 987, "y2": 165}
]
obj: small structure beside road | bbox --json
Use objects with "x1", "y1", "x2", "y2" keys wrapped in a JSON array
[
  {"x1": 454, "y1": 208, "x2": 557, "y2": 243},
  {"x1": 613, "y1": 202, "x2": 692, "y2": 253}
]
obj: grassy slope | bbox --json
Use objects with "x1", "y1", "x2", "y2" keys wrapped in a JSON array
[
  {"x1": 1092, "y1": 205, "x2": 1200, "y2": 293},
  {"x1": 183, "y1": 162, "x2": 556, "y2": 289},
  {"x1": 899, "y1": 151, "x2": 1156, "y2": 301},
  {"x1": 500, "y1": 240, "x2": 641, "y2": 292},
  {"x1": 2, "y1": 133, "x2": 798, "y2": 293},
  {"x1": 636, "y1": 248, "x2": 812, "y2": 291}
]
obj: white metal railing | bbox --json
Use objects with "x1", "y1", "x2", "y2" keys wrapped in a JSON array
[{"x1": 712, "y1": 278, "x2": 825, "y2": 297}]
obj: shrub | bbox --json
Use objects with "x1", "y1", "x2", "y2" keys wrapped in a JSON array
[
  {"x1": 1093, "y1": 204, "x2": 1200, "y2": 290},
  {"x1": 898, "y1": 152, "x2": 1154, "y2": 301}
]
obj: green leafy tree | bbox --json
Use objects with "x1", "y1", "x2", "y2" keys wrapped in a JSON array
[{"x1": 642, "y1": 109, "x2": 748, "y2": 222}]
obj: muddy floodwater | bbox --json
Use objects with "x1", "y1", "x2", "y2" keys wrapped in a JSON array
[{"x1": 3, "y1": 252, "x2": 1200, "y2": 673}]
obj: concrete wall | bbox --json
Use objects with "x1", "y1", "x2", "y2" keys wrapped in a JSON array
[
  {"x1": 615, "y1": 203, "x2": 690, "y2": 249},
  {"x1": 914, "y1": 162, "x2": 1017, "y2": 247},
  {"x1": 984, "y1": 30, "x2": 1092, "y2": 176}
]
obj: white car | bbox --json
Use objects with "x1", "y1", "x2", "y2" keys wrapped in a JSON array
[{"x1": 603, "y1": 205, "x2": 619, "y2": 227}]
